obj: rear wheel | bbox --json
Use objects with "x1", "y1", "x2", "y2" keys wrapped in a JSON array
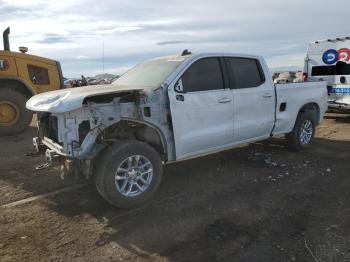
[
  {"x1": 94, "y1": 140, "x2": 163, "y2": 208},
  {"x1": 285, "y1": 112, "x2": 315, "y2": 151},
  {"x1": 0, "y1": 88, "x2": 33, "y2": 136}
]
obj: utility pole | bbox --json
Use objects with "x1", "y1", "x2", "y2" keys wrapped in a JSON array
[{"x1": 102, "y1": 41, "x2": 105, "y2": 75}]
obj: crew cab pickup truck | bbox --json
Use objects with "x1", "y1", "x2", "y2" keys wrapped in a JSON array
[{"x1": 26, "y1": 52, "x2": 327, "y2": 208}]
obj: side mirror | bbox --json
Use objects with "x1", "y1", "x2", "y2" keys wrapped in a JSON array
[{"x1": 174, "y1": 78, "x2": 185, "y2": 93}]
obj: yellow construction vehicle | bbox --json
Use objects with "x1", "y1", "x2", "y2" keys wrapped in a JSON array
[{"x1": 0, "y1": 27, "x2": 64, "y2": 136}]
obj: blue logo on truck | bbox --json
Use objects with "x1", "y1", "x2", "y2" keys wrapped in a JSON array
[{"x1": 322, "y1": 49, "x2": 339, "y2": 64}]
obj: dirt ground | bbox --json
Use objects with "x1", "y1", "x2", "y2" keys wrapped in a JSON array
[{"x1": 1, "y1": 113, "x2": 350, "y2": 262}]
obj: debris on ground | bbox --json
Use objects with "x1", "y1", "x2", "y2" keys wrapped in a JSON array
[{"x1": 0, "y1": 113, "x2": 349, "y2": 261}]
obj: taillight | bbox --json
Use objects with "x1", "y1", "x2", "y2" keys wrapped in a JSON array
[{"x1": 303, "y1": 72, "x2": 308, "y2": 82}]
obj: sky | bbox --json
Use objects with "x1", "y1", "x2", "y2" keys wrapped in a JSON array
[{"x1": 0, "y1": 0, "x2": 349, "y2": 78}]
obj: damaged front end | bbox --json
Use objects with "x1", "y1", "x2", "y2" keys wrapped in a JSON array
[{"x1": 30, "y1": 88, "x2": 169, "y2": 179}]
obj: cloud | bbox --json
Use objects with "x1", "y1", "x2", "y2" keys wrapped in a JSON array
[
  {"x1": 0, "y1": 0, "x2": 349, "y2": 77},
  {"x1": 36, "y1": 34, "x2": 72, "y2": 44},
  {"x1": 77, "y1": 55, "x2": 89, "y2": 59},
  {"x1": 157, "y1": 40, "x2": 188, "y2": 46}
]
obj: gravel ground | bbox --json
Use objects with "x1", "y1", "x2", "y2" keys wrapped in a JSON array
[{"x1": 0, "y1": 112, "x2": 350, "y2": 261}]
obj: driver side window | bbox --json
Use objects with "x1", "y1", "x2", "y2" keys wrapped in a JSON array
[{"x1": 181, "y1": 58, "x2": 224, "y2": 92}]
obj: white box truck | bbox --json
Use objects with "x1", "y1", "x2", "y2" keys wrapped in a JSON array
[{"x1": 304, "y1": 37, "x2": 350, "y2": 111}]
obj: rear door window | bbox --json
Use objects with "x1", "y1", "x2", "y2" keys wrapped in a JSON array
[
  {"x1": 312, "y1": 65, "x2": 336, "y2": 76},
  {"x1": 181, "y1": 58, "x2": 224, "y2": 92},
  {"x1": 312, "y1": 62, "x2": 350, "y2": 76},
  {"x1": 336, "y1": 61, "x2": 350, "y2": 75},
  {"x1": 226, "y1": 57, "x2": 265, "y2": 88}
]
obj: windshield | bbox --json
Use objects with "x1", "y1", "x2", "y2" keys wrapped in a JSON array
[{"x1": 112, "y1": 57, "x2": 185, "y2": 89}]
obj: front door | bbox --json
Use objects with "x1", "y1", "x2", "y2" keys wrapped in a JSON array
[{"x1": 168, "y1": 57, "x2": 233, "y2": 159}]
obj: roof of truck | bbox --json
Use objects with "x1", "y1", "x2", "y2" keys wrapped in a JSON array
[
  {"x1": 308, "y1": 37, "x2": 350, "y2": 55},
  {"x1": 150, "y1": 52, "x2": 263, "y2": 62},
  {"x1": 311, "y1": 37, "x2": 350, "y2": 44}
]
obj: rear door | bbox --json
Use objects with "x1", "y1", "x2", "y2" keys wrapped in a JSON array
[
  {"x1": 168, "y1": 57, "x2": 234, "y2": 159},
  {"x1": 225, "y1": 57, "x2": 275, "y2": 142}
]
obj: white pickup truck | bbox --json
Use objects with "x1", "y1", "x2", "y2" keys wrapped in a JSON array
[{"x1": 27, "y1": 52, "x2": 327, "y2": 208}]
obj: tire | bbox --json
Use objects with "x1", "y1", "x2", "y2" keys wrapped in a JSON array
[
  {"x1": 0, "y1": 88, "x2": 33, "y2": 136},
  {"x1": 94, "y1": 140, "x2": 163, "y2": 208},
  {"x1": 285, "y1": 111, "x2": 316, "y2": 151}
]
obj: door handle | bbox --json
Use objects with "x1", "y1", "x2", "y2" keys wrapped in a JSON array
[
  {"x1": 218, "y1": 97, "x2": 231, "y2": 103},
  {"x1": 262, "y1": 93, "x2": 273, "y2": 98},
  {"x1": 176, "y1": 95, "x2": 184, "y2": 101}
]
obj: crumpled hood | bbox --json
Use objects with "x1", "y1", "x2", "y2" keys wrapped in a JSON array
[{"x1": 26, "y1": 84, "x2": 143, "y2": 113}]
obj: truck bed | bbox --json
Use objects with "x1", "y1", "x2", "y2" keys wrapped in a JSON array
[{"x1": 273, "y1": 81, "x2": 328, "y2": 135}]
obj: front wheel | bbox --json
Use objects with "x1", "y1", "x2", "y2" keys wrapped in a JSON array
[
  {"x1": 285, "y1": 112, "x2": 316, "y2": 151},
  {"x1": 94, "y1": 140, "x2": 163, "y2": 208}
]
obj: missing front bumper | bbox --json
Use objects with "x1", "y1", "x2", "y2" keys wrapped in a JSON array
[{"x1": 33, "y1": 136, "x2": 65, "y2": 165}]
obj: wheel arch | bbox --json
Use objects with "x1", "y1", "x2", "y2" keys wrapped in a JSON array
[
  {"x1": 285, "y1": 102, "x2": 319, "y2": 151},
  {"x1": 297, "y1": 102, "x2": 320, "y2": 124},
  {"x1": 0, "y1": 77, "x2": 35, "y2": 98},
  {"x1": 101, "y1": 119, "x2": 168, "y2": 161}
]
